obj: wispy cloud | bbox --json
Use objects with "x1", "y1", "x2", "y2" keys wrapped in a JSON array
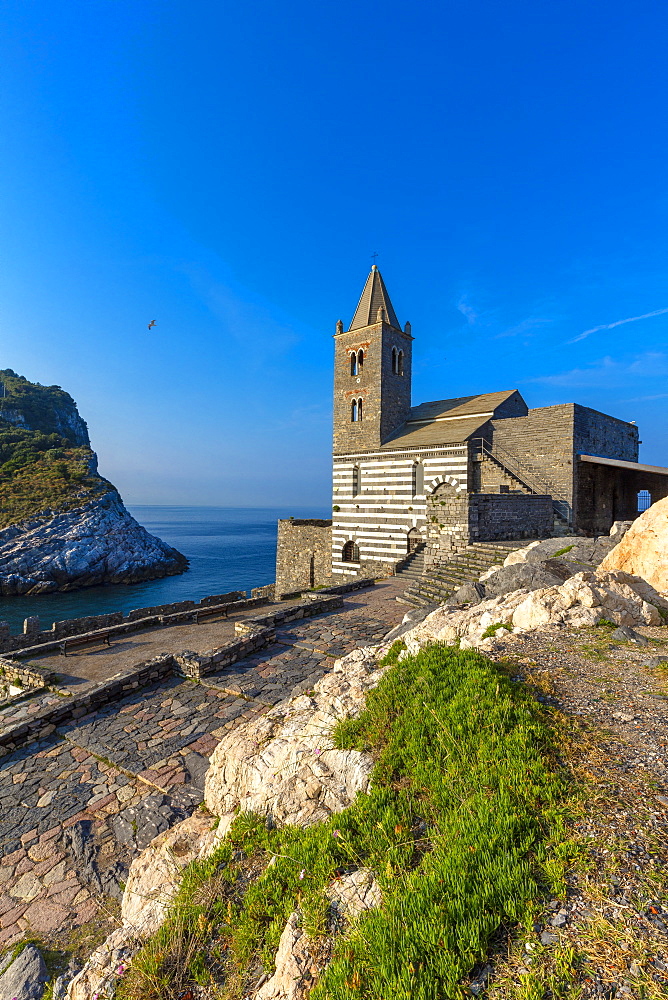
[
  {"x1": 569, "y1": 307, "x2": 668, "y2": 343},
  {"x1": 621, "y1": 392, "x2": 668, "y2": 402},
  {"x1": 525, "y1": 351, "x2": 668, "y2": 388},
  {"x1": 496, "y1": 316, "x2": 554, "y2": 339},
  {"x1": 456, "y1": 296, "x2": 480, "y2": 326}
]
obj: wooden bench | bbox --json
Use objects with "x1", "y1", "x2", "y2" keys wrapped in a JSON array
[
  {"x1": 192, "y1": 604, "x2": 231, "y2": 624},
  {"x1": 59, "y1": 630, "x2": 114, "y2": 656}
]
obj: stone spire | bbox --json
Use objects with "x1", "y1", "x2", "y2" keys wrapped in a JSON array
[{"x1": 348, "y1": 265, "x2": 400, "y2": 331}]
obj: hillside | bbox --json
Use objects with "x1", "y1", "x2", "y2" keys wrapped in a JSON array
[{"x1": 0, "y1": 369, "x2": 188, "y2": 593}]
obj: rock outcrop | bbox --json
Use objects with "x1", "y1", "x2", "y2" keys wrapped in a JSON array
[
  {"x1": 0, "y1": 943, "x2": 49, "y2": 1000},
  {"x1": 0, "y1": 489, "x2": 187, "y2": 594},
  {"x1": 600, "y1": 498, "x2": 668, "y2": 594},
  {"x1": 204, "y1": 646, "x2": 384, "y2": 830},
  {"x1": 256, "y1": 871, "x2": 381, "y2": 1000},
  {"x1": 0, "y1": 368, "x2": 187, "y2": 593},
  {"x1": 403, "y1": 569, "x2": 668, "y2": 654},
  {"x1": 447, "y1": 522, "x2": 636, "y2": 608}
]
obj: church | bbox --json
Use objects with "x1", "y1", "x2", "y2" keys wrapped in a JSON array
[{"x1": 275, "y1": 266, "x2": 668, "y2": 596}]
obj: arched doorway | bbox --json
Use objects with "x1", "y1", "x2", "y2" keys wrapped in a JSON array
[{"x1": 407, "y1": 528, "x2": 421, "y2": 553}]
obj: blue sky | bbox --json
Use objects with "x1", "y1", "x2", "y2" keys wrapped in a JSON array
[{"x1": 1, "y1": 0, "x2": 667, "y2": 505}]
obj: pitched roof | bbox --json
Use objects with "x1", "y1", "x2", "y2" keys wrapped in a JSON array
[
  {"x1": 379, "y1": 390, "x2": 520, "y2": 451},
  {"x1": 408, "y1": 390, "x2": 519, "y2": 422},
  {"x1": 380, "y1": 416, "x2": 490, "y2": 449},
  {"x1": 349, "y1": 266, "x2": 401, "y2": 331}
]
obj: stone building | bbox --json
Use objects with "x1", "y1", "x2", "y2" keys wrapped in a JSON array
[{"x1": 275, "y1": 266, "x2": 668, "y2": 593}]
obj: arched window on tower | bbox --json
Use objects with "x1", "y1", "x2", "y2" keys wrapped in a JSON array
[
  {"x1": 342, "y1": 540, "x2": 360, "y2": 563},
  {"x1": 357, "y1": 397, "x2": 363, "y2": 421},
  {"x1": 638, "y1": 489, "x2": 652, "y2": 512},
  {"x1": 351, "y1": 399, "x2": 357, "y2": 422},
  {"x1": 350, "y1": 352, "x2": 357, "y2": 376},
  {"x1": 397, "y1": 350, "x2": 404, "y2": 375},
  {"x1": 357, "y1": 349, "x2": 364, "y2": 372},
  {"x1": 352, "y1": 465, "x2": 360, "y2": 495}
]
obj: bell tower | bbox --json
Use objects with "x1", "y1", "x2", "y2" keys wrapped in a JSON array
[{"x1": 333, "y1": 266, "x2": 413, "y2": 454}]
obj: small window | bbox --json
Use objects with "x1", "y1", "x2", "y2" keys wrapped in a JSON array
[
  {"x1": 352, "y1": 465, "x2": 360, "y2": 495},
  {"x1": 638, "y1": 489, "x2": 652, "y2": 512},
  {"x1": 350, "y1": 352, "x2": 357, "y2": 376},
  {"x1": 357, "y1": 349, "x2": 364, "y2": 372},
  {"x1": 342, "y1": 540, "x2": 360, "y2": 563},
  {"x1": 397, "y1": 350, "x2": 404, "y2": 375},
  {"x1": 412, "y1": 462, "x2": 424, "y2": 496},
  {"x1": 351, "y1": 399, "x2": 357, "y2": 422},
  {"x1": 309, "y1": 555, "x2": 315, "y2": 588},
  {"x1": 391, "y1": 347, "x2": 397, "y2": 374},
  {"x1": 357, "y1": 397, "x2": 363, "y2": 421}
]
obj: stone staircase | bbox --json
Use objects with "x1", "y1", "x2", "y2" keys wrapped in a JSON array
[
  {"x1": 393, "y1": 545, "x2": 426, "y2": 587},
  {"x1": 397, "y1": 539, "x2": 531, "y2": 608}
]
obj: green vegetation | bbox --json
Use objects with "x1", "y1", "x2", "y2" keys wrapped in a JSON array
[
  {"x1": 0, "y1": 369, "x2": 108, "y2": 528},
  {"x1": 481, "y1": 620, "x2": 512, "y2": 639},
  {"x1": 0, "y1": 369, "x2": 87, "y2": 440},
  {"x1": 118, "y1": 641, "x2": 568, "y2": 1000},
  {"x1": 552, "y1": 545, "x2": 574, "y2": 558}
]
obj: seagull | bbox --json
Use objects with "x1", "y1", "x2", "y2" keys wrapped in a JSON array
[{"x1": 147, "y1": 320, "x2": 156, "y2": 330}]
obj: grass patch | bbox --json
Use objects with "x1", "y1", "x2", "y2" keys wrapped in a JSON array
[
  {"x1": 118, "y1": 643, "x2": 568, "y2": 1000},
  {"x1": 552, "y1": 545, "x2": 574, "y2": 558},
  {"x1": 481, "y1": 620, "x2": 512, "y2": 640}
]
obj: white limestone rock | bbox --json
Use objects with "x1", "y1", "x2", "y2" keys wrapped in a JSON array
[
  {"x1": 599, "y1": 498, "x2": 668, "y2": 594},
  {"x1": 0, "y1": 490, "x2": 187, "y2": 595},
  {"x1": 205, "y1": 645, "x2": 384, "y2": 826},
  {"x1": 121, "y1": 812, "x2": 218, "y2": 936},
  {"x1": 403, "y1": 570, "x2": 667, "y2": 653},
  {"x1": 327, "y1": 867, "x2": 382, "y2": 920},
  {"x1": 255, "y1": 912, "x2": 317, "y2": 1000},
  {"x1": 66, "y1": 926, "x2": 138, "y2": 1000},
  {"x1": 257, "y1": 870, "x2": 381, "y2": 1000}
]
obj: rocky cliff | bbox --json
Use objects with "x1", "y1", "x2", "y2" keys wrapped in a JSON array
[{"x1": 0, "y1": 369, "x2": 187, "y2": 594}]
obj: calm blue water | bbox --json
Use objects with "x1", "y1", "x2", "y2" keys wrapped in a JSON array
[{"x1": 0, "y1": 506, "x2": 329, "y2": 634}]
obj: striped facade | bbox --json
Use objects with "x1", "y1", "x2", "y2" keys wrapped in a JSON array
[{"x1": 331, "y1": 445, "x2": 469, "y2": 577}]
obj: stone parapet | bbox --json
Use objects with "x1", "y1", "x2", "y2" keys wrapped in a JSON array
[
  {"x1": 0, "y1": 591, "x2": 252, "y2": 654},
  {"x1": 2, "y1": 596, "x2": 268, "y2": 659}
]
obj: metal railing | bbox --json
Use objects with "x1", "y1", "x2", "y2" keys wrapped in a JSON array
[{"x1": 470, "y1": 437, "x2": 571, "y2": 524}]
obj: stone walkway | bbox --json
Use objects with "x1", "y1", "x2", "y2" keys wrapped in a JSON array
[{"x1": 0, "y1": 579, "x2": 405, "y2": 947}]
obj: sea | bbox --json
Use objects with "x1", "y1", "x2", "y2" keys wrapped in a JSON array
[{"x1": 0, "y1": 505, "x2": 329, "y2": 634}]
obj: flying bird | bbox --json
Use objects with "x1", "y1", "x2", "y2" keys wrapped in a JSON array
[{"x1": 147, "y1": 320, "x2": 156, "y2": 330}]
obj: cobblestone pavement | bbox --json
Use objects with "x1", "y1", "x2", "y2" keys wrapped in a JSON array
[
  {"x1": 25, "y1": 601, "x2": 303, "y2": 687},
  {"x1": 0, "y1": 579, "x2": 405, "y2": 946}
]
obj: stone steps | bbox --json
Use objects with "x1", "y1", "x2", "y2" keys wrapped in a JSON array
[{"x1": 400, "y1": 540, "x2": 531, "y2": 607}]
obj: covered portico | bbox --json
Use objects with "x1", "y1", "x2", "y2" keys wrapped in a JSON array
[{"x1": 575, "y1": 454, "x2": 668, "y2": 535}]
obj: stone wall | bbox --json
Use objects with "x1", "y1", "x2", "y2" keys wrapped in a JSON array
[
  {"x1": 489, "y1": 404, "x2": 641, "y2": 530},
  {"x1": 469, "y1": 494, "x2": 553, "y2": 541},
  {"x1": 573, "y1": 404, "x2": 639, "y2": 463},
  {"x1": 424, "y1": 483, "x2": 470, "y2": 569},
  {"x1": 490, "y1": 405, "x2": 576, "y2": 508},
  {"x1": 0, "y1": 591, "x2": 248, "y2": 654},
  {"x1": 275, "y1": 519, "x2": 333, "y2": 597}
]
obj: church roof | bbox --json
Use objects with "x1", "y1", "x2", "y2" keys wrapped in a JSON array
[
  {"x1": 349, "y1": 266, "x2": 401, "y2": 331},
  {"x1": 379, "y1": 390, "x2": 520, "y2": 450}
]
